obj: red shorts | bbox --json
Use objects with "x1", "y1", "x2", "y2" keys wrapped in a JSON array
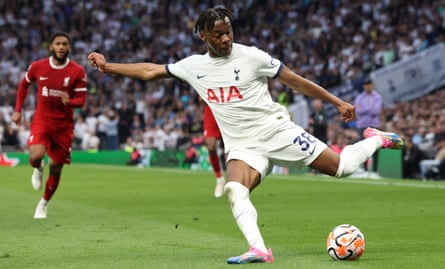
[
  {"x1": 28, "y1": 118, "x2": 74, "y2": 164},
  {"x1": 203, "y1": 105, "x2": 221, "y2": 139}
]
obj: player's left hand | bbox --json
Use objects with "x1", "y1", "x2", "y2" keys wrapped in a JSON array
[
  {"x1": 60, "y1": 92, "x2": 70, "y2": 106},
  {"x1": 87, "y1": 52, "x2": 107, "y2": 72},
  {"x1": 11, "y1": 112, "x2": 22, "y2": 125},
  {"x1": 337, "y1": 102, "x2": 356, "y2": 122}
]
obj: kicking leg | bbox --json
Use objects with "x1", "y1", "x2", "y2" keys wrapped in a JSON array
[{"x1": 311, "y1": 128, "x2": 403, "y2": 177}]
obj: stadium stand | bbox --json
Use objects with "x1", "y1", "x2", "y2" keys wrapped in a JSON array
[{"x1": 1, "y1": 0, "x2": 445, "y2": 179}]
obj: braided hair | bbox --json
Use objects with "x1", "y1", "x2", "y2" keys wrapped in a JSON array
[{"x1": 194, "y1": 7, "x2": 234, "y2": 33}]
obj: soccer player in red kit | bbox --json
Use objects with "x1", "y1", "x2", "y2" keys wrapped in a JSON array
[
  {"x1": 203, "y1": 103, "x2": 225, "y2": 197},
  {"x1": 12, "y1": 32, "x2": 88, "y2": 219}
]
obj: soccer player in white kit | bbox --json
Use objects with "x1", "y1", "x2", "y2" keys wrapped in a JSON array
[{"x1": 88, "y1": 7, "x2": 403, "y2": 264}]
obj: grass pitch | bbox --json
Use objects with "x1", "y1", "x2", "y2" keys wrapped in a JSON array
[{"x1": 1, "y1": 164, "x2": 444, "y2": 269}]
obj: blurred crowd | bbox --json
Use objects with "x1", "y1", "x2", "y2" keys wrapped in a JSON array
[{"x1": 1, "y1": 0, "x2": 445, "y2": 179}]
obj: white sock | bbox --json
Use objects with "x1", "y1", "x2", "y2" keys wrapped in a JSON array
[
  {"x1": 335, "y1": 136, "x2": 382, "y2": 177},
  {"x1": 224, "y1": 181, "x2": 268, "y2": 253},
  {"x1": 39, "y1": 198, "x2": 48, "y2": 206}
]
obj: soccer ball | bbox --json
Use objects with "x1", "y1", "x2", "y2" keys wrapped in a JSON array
[{"x1": 326, "y1": 224, "x2": 365, "y2": 261}]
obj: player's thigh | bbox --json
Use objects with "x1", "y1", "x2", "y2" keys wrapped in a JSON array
[
  {"x1": 29, "y1": 144, "x2": 46, "y2": 161},
  {"x1": 226, "y1": 149, "x2": 269, "y2": 190},
  {"x1": 48, "y1": 127, "x2": 74, "y2": 164},
  {"x1": 266, "y1": 125, "x2": 327, "y2": 166},
  {"x1": 28, "y1": 130, "x2": 50, "y2": 162}
]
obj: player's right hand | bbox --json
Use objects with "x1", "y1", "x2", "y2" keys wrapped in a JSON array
[{"x1": 11, "y1": 111, "x2": 22, "y2": 126}]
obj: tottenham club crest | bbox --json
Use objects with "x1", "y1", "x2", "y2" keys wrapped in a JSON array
[{"x1": 234, "y1": 68, "x2": 240, "y2": 81}]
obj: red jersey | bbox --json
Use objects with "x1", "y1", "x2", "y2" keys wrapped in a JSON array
[{"x1": 15, "y1": 57, "x2": 87, "y2": 123}]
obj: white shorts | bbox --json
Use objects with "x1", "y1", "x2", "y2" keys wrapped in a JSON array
[{"x1": 226, "y1": 122, "x2": 327, "y2": 180}]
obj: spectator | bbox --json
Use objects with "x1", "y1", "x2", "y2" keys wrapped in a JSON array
[
  {"x1": 330, "y1": 132, "x2": 348, "y2": 155},
  {"x1": 96, "y1": 108, "x2": 109, "y2": 150},
  {"x1": 165, "y1": 126, "x2": 182, "y2": 149},
  {"x1": 309, "y1": 99, "x2": 328, "y2": 143},
  {"x1": 1, "y1": 122, "x2": 20, "y2": 151},
  {"x1": 105, "y1": 110, "x2": 119, "y2": 150},
  {"x1": 117, "y1": 101, "x2": 135, "y2": 145},
  {"x1": 0, "y1": 113, "x2": 5, "y2": 146},
  {"x1": 126, "y1": 147, "x2": 143, "y2": 167},
  {"x1": 355, "y1": 77, "x2": 383, "y2": 134},
  {"x1": 142, "y1": 126, "x2": 156, "y2": 150},
  {"x1": 413, "y1": 125, "x2": 436, "y2": 158},
  {"x1": 424, "y1": 157, "x2": 445, "y2": 180},
  {"x1": 16, "y1": 119, "x2": 30, "y2": 150},
  {"x1": 74, "y1": 114, "x2": 100, "y2": 151},
  {"x1": 85, "y1": 109, "x2": 99, "y2": 144},
  {"x1": 419, "y1": 139, "x2": 445, "y2": 180},
  {"x1": 152, "y1": 124, "x2": 168, "y2": 151},
  {"x1": 74, "y1": 115, "x2": 88, "y2": 149},
  {"x1": 354, "y1": 77, "x2": 383, "y2": 172},
  {"x1": 288, "y1": 93, "x2": 310, "y2": 130},
  {"x1": 184, "y1": 144, "x2": 199, "y2": 169},
  {"x1": 402, "y1": 137, "x2": 425, "y2": 179}
]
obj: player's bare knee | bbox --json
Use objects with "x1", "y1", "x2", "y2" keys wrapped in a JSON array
[
  {"x1": 29, "y1": 147, "x2": 45, "y2": 166},
  {"x1": 29, "y1": 157, "x2": 43, "y2": 168}
]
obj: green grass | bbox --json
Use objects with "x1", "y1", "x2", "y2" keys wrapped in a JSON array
[{"x1": 1, "y1": 165, "x2": 445, "y2": 269}]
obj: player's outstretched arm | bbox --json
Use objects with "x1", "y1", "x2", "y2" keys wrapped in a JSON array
[
  {"x1": 277, "y1": 64, "x2": 355, "y2": 122},
  {"x1": 87, "y1": 52, "x2": 170, "y2": 81}
]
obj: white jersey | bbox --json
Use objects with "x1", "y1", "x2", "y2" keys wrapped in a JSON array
[{"x1": 167, "y1": 43, "x2": 288, "y2": 152}]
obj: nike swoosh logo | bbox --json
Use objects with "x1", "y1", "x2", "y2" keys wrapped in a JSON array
[
  {"x1": 309, "y1": 144, "x2": 317, "y2": 155},
  {"x1": 40, "y1": 77, "x2": 49, "y2": 80},
  {"x1": 197, "y1": 74, "x2": 207, "y2": 79}
]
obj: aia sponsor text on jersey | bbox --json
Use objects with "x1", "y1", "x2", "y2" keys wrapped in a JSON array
[{"x1": 207, "y1": 86, "x2": 243, "y2": 103}]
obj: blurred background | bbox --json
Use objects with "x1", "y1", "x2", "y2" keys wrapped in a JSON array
[{"x1": 1, "y1": 0, "x2": 445, "y2": 180}]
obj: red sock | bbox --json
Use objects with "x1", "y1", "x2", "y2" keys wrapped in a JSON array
[
  {"x1": 43, "y1": 174, "x2": 61, "y2": 201},
  {"x1": 208, "y1": 151, "x2": 222, "y2": 178}
]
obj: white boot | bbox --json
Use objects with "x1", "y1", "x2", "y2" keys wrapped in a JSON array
[
  {"x1": 34, "y1": 198, "x2": 48, "y2": 219},
  {"x1": 214, "y1": 176, "x2": 226, "y2": 198}
]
